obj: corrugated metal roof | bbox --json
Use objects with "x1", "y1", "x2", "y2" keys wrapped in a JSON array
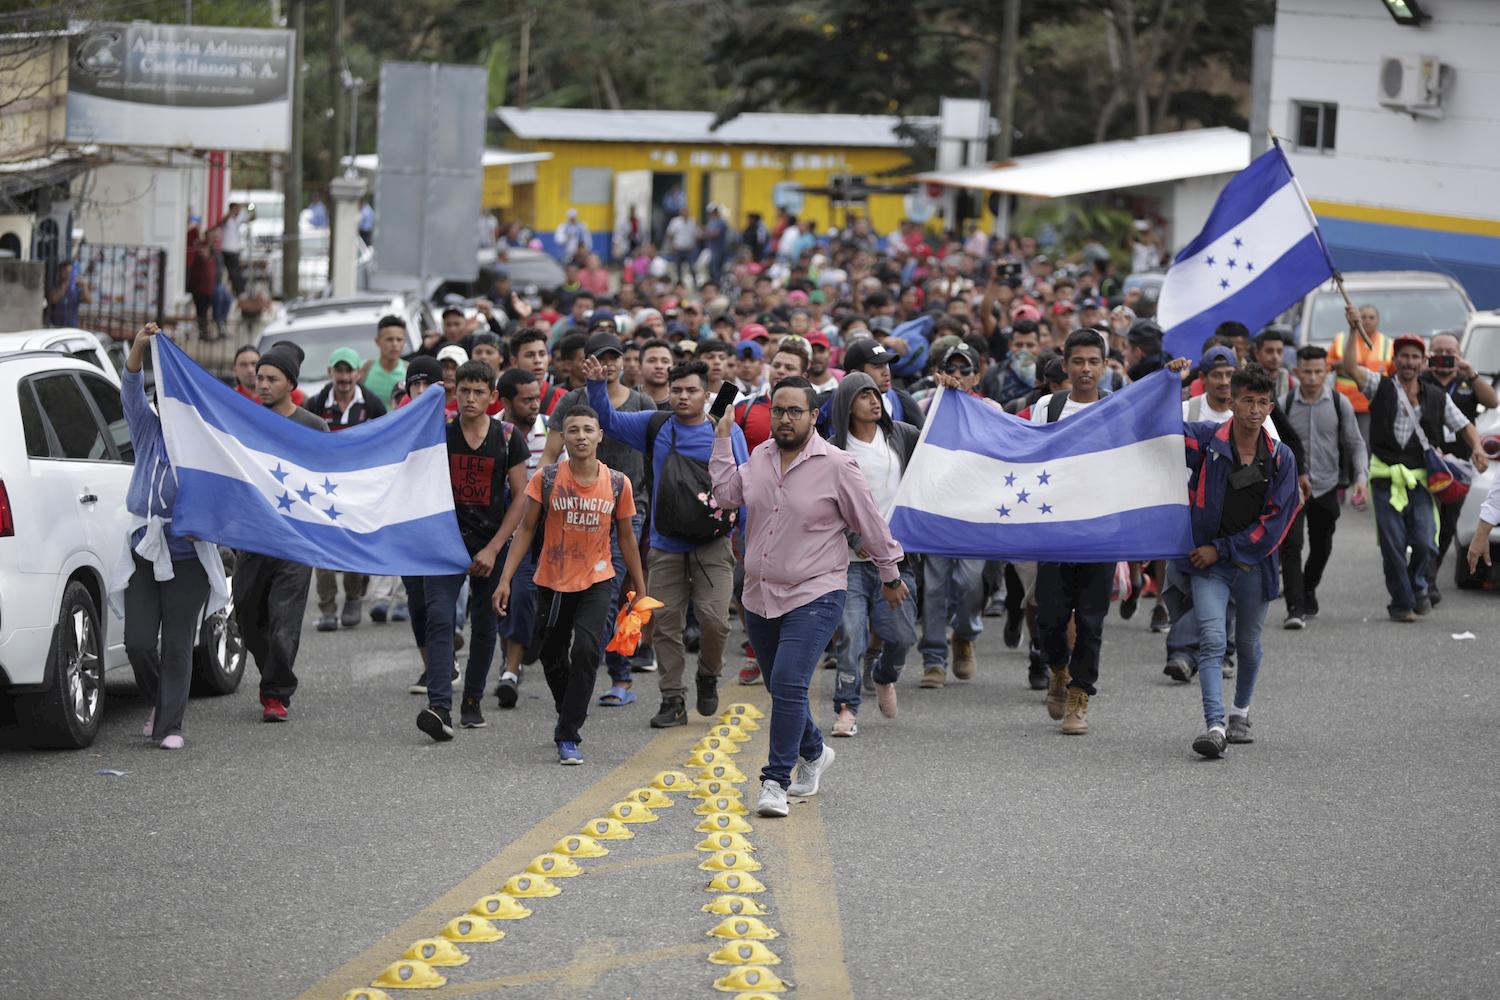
[
  {"x1": 917, "y1": 128, "x2": 1249, "y2": 199},
  {"x1": 343, "y1": 149, "x2": 551, "y2": 172},
  {"x1": 495, "y1": 107, "x2": 930, "y2": 148}
]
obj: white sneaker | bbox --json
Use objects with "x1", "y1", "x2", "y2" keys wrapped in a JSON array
[
  {"x1": 787, "y1": 744, "x2": 835, "y2": 797},
  {"x1": 756, "y1": 779, "x2": 789, "y2": 817}
]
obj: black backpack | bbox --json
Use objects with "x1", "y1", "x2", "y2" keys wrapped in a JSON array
[
  {"x1": 1045, "y1": 388, "x2": 1109, "y2": 423},
  {"x1": 642, "y1": 411, "x2": 737, "y2": 546},
  {"x1": 1284, "y1": 388, "x2": 1350, "y2": 488},
  {"x1": 530, "y1": 462, "x2": 626, "y2": 559}
]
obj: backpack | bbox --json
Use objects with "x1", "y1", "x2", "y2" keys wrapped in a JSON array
[
  {"x1": 1045, "y1": 388, "x2": 1109, "y2": 423},
  {"x1": 530, "y1": 462, "x2": 626, "y2": 559},
  {"x1": 642, "y1": 411, "x2": 738, "y2": 546},
  {"x1": 1284, "y1": 388, "x2": 1350, "y2": 488}
]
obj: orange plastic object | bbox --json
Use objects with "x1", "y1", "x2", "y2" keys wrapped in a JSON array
[{"x1": 604, "y1": 592, "x2": 665, "y2": 656}]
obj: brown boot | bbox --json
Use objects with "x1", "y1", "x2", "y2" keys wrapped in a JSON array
[
  {"x1": 1046, "y1": 666, "x2": 1071, "y2": 720},
  {"x1": 951, "y1": 637, "x2": 977, "y2": 679},
  {"x1": 920, "y1": 666, "x2": 946, "y2": 689},
  {"x1": 1060, "y1": 688, "x2": 1089, "y2": 735}
]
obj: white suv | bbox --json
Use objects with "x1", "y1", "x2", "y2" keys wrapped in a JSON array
[
  {"x1": 257, "y1": 292, "x2": 432, "y2": 400},
  {"x1": 0, "y1": 352, "x2": 245, "y2": 748}
]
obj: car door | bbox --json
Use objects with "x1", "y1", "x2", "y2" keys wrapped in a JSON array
[{"x1": 77, "y1": 372, "x2": 136, "y2": 665}]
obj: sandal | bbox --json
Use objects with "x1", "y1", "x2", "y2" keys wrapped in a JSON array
[{"x1": 598, "y1": 686, "x2": 636, "y2": 706}]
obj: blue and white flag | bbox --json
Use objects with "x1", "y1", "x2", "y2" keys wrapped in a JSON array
[
  {"x1": 154, "y1": 336, "x2": 471, "y2": 575},
  {"x1": 889, "y1": 371, "x2": 1192, "y2": 561},
  {"x1": 1157, "y1": 145, "x2": 1335, "y2": 361}
]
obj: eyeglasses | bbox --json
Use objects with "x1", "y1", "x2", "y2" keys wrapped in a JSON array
[
  {"x1": 943, "y1": 364, "x2": 975, "y2": 376},
  {"x1": 770, "y1": 406, "x2": 809, "y2": 421}
]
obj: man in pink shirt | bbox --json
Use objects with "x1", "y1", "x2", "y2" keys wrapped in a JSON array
[{"x1": 711, "y1": 376, "x2": 910, "y2": 818}]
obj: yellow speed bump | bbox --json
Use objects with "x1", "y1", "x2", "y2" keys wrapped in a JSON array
[
  {"x1": 552, "y1": 834, "x2": 608, "y2": 858},
  {"x1": 372, "y1": 960, "x2": 446, "y2": 990},
  {"x1": 707, "y1": 915, "x2": 779, "y2": 940},
  {"x1": 342, "y1": 990, "x2": 394, "y2": 1000},
  {"x1": 441, "y1": 916, "x2": 504, "y2": 943},
  {"x1": 469, "y1": 894, "x2": 531, "y2": 920},
  {"x1": 527, "y1": 853, "x2": 583, "y2": 878},
  {"x1": 402, "y1": 938, "x2": 469, "y2": 967},
  {"x1": 720, "y1": 713, "x2": 761, "y2": 732},
  {"x1": 725, "y1": 702, "x2": 766, "y2": 720},
  {"x1": 502, "y1": 874, "x2": 561, "y2": 898},
  {"x1": 580, "y1": 817, "x2": 635, "y2": 840},
  {"x1": 625, "y1": 786, "x2": 674, "y2": 808},
  {"x1": 685, "y1": 748, "x2": 724, "y2": 768},
  {"x1": 698, "y1": 763, "x2": 749, "y2": 783},
  {"x1": 695, "y1": 736, "x2": 741, "y2": 755},
  {"x1": 606, "y1": 801, "x2": 659, "y2": 824},
  {"x1": 696, "y1": 812, "x2": 754, "y2": 834},
  {"x1": 695, "y1": 795, "x2": 749, "y2": 816},
  {"x1": 700, "y1": 850, "x2": 762, "y2": 873},
  {"x1": 708, "y1": 725, "x2": 751, "y2": 744},
  {"x1": 706, "y1": 871, "x2": 767, "y2": 893},
  {"x1": 696, "y1": 832, "x2": 756, "y2": 854},
  {"x1": 690, "y1": 779, "x2": 742, "y2": 800},
  {"x1": 708, "y1": 940, "x2": 781, "y2": 965},
  {"x1": 729, "y1": 992, "x2": 788, "y2": 1000},
  {"x1": 712, "y1": 965, "x2": 788, "y2": 992},
  {"x1": 650, "y1": 769, "x2": 693, "y2": 791},
  {"x1": 702, "y1": 894, "x2": 769, "y2": 916}
]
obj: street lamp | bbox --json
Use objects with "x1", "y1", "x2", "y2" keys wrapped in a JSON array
[{"x1": 1380, "y1": 0, "x2": 1429, "y2": 25}]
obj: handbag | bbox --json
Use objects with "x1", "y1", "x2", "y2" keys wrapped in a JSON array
[{"x1": 1394, "y1": 383, "x2": 1472, "y2": 504}]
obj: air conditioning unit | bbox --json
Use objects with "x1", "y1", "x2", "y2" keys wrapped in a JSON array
[{"x1": 1378, "y1": 54, "x2": 1454, "y2": 118}]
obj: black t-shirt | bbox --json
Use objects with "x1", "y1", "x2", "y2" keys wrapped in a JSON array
[
  {"x1": 1422, "y1": 372, "x2": 1479, "y2": 460},
  {"x1": 1218, "y1": 435, "x2": 1270, "y2": 538},
  {"x1": 447, "y1": 419, "x2": 528, "y2": 554}
]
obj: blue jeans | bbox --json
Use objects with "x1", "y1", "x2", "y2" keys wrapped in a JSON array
[
  {"x1": 1164, "y1": 563, "x2": 1235, "y2": 670},
  {"x1": 1372, "y1": 481, "x2": 1436, "y2": 613},
  {"x1": 744, "y1": 591, "x2": 846, "y2": 789},
  {"x1": 834, "y1": 564, "x2": 917, "y2": 714},
  {"x1": 603, "y1": 511, "x2": 645, "y2": 683},
  {"x1": 1189, "y1": 562, "x2": 1267, "y2": 729},
  {"x1": 919, "y1": 555, "x2": 984, "y2": 668},
  {"x1": 421, "y1": 571, "x2": 501, "y2": 710}
]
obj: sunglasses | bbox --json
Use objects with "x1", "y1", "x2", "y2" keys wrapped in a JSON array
[{"x1": 943, "y1": 364, "x2": 975, "y2": 376}]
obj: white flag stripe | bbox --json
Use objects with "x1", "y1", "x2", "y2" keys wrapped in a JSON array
[
  {"x1": 162, "y1": 396, "x2": 453, "y2": 534},
  {"x1": 894, "y1": 434, "x2": 1188, "y2": 526},
  {"x1": 1155, "y1": 180, "x2": 1310, "y2": 330}
]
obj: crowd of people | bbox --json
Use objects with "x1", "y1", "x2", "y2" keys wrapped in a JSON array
[{"x1": 118, "y1": 212, "x2": 1497, "y2": 814}]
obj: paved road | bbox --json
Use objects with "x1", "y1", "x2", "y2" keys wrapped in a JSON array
[{"x1": 3, "y1": 512, "x2": 1497, "y2": 1000}]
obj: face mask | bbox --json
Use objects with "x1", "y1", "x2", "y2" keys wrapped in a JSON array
[{"x1": 1010, "y1": 350, "x2": 1036, "y2": 385}]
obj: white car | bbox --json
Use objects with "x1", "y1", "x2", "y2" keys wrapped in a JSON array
[
  {"x1": 0, "y1": 352, "x2": 246, "y2": 748},
  {"x1": 1460, "y1": 309, "x2": 1500, "y2": 380},
  {"x1": 1287, "y1": 271, "x2": 1475, "y2": 348},
  {"x1": 0, "y1": 328, "x2": 122, "y2": 385},
  {"x1": 258, "y1": 292, "x2": 432, "y2": 400},
  {"x1": 1452, "y1": 408, "x2": 1500, "y2": 590}
]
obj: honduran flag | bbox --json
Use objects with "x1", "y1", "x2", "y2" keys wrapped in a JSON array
[
  {"x1": 889, "y1": 370, "x2": 1193, "y2": 562},
  {"x1": 1157, "y1": 144, "x2": 1336, "y2": 361},
  {"x1": 153, "y1": 336, "x2": 471, "y2": 575}
]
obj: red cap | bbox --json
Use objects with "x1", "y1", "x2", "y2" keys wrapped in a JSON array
[
  {"x1": 805, "y1": 331, "x2": 832, "y2": 349},
  {"x1": 738, "y1": 323, "x2": 770, "y2": 342},
  {"x1": 1391, "y1": 333, "x2": 1427, "y2": 356}
]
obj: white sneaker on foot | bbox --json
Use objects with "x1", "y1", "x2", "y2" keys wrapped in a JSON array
[
  {"x1": 756, "y1": 779, "x2": 789, "y2": 817},
  {"x1": 159, "y1": 734, "x2": 185, "y2": 750},
  {"x1": 787, "y1": 744, "x2": 835, "y2": 797}
]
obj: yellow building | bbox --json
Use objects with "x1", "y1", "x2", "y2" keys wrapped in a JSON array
[{"x1": 494, "y1": 107, "x2": 924, "y2": 258}]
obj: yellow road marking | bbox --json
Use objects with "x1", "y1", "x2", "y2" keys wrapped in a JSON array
[{"x1": 290, "y1": 724, "x2": 705, "y2": 1000}]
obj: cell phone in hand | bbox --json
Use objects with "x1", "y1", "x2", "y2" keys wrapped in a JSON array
[{"x1": 708, "y1": 383, "x2": 739, "y2": 421}]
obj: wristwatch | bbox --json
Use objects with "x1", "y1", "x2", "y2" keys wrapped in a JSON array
[{"x1": 882, "y1": 578, "x2": 903, "y2": 590}]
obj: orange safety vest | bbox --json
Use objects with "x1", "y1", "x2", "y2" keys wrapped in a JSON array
[{"x1": 1328, "y1": 331, "x2": 1392, "y2": 413}]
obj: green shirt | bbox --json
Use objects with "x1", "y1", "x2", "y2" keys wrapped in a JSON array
[{"x1": 363, "y1": 358, "x2": 407, "y2": 406}]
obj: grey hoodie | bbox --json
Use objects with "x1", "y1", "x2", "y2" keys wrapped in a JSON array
[{"x1": 828, "y1": 371, "x2": 919, "y2": 471}]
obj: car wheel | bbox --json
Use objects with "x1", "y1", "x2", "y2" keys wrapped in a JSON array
[
  {"x1": 15, "y1": 581, "x2": 105, "y2": 748},
  {"x1": 192, "y1": 571, "x2": 246, "y2": 696}
]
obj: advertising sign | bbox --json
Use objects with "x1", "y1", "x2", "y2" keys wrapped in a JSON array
[{"x1": 67, "y1": 22, "x2": 293, "y2": 152}]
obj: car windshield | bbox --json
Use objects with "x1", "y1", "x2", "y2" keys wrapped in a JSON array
[
  {"x1": 259, "y1": 325, "x2": 373, "y2": 384},
  {"x1": 1307, "y1": 288, "x2": 1470, "y2": 345},
  {"x1": 1466, "y1": 324, "x2": 1500, "y2": 375}
]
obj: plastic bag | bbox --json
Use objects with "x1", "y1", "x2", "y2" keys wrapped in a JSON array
[
  {"x1": 605, "y1": 591, "x2": 665, "y2": 656},
  {"x1": 1110, "y1": 561, "x2": 1132, "y2": 602}
]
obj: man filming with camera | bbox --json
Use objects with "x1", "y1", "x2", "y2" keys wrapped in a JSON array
[{"x1": 1422, "y1": 331, "x2": 1498, "y2": 600}]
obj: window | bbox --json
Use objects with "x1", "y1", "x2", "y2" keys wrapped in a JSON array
[
  {"x1": 29, "y1": 374, "x2": 109, "y2": 461},
  {"x1": 1293, "y1": 101, "x2": 1337, "y2": 153},
  {"x1": 82, "y1": 374, "x2": 134, "y2": 463},
  {"x1": 20, "y1": 383, "x2": 49, "y2": 458},
  {"x1": 569, "y1": 167, "x2": 613, "y2": 205}
]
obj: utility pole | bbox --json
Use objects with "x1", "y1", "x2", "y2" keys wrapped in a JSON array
[
  {"x1": 517, "y1": 6, "x2": 531, "y2": 109},
  {"x1": 327, "y1": 0, "x2": 346, "y2": 278},
  {"x1": 991, "y1": 0, "x2": 1021, "y2": 237},
  {"x1": 282, "y1": 0, "x2": 304, "y2": 301}
]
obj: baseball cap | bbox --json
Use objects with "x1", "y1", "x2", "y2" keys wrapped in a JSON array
[
  {"x1": 736, "y1": 341, "x2": 764, "y2": 361},
  {"x1": 585, "y1": 331, "x2": 624, "y2": 357},
  {"x1": 1011, "y1": 303, "x2": 1042, "y2": 323},
  {"x1": 843, "y1": 339, "x2": 894, "y2": 370},
  {"x1": 1200, "y1": 345, "x2": 1238, "y2": 372},
  {"x1": 868, "y1": 315, "x2": 895, "y2": 334},
  {"x1": 405, "y1": 355, "x2": 443, "y2": 387},
  {"x1": 1080, "y1": 296, "x2": 1105, "y2": 310},
  {"x1": 942, "y1": 344, "x2": 982, "y2": 370},
  {"x1": 1126, "y1": 320, "x2": 1164, "y2": 348},
  {"x1": 1051, "y1": 301, "x2": 1077, "y2": 315},
  {"x1": 786, "y1": 289, "x2": 809, "y2": 306},
  {"x1": 804, "y1": 331, "x2": 832, "y2": 350},
  {"x1": 738, "y1": 323, "x2": 770, "y2": 343},
  {"x1": 1392, "y1": 333, "x2": 1427, "y2": 356},
  {"x1": 328, "y1": 347, "x2": 362, "y2": 370},
  {"x1": 437, "y1": 344, "x2": 468, "y2": 366},
  {"x1": 587, "y1": 309, "x2": 617, "y2": 331}
]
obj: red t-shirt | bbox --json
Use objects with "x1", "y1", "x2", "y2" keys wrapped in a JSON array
[{"x1": 734, "y1": 395, "x2": 773, "y2": 452}]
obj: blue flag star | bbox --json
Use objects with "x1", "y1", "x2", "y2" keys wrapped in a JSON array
[
  {"x1": 321, "y1": 477, "x2": 338, "y2": 495},
  {"x1": 1016, "y1": 489, "x2": 1030, "y2": 504},
  {"x1": 297, "y1": 483, "x2": 316, "y2": 504},
  {"x1": 270, "y1": 464, "x2": 290, "y2": 484},
  {"x1": 1003, "y1": 471, "x2": 1017, "y2": 486},
  {"x1": 997, "y1": 504, "x2": 1011, "y2": 518},
  {"x1": 1233, "y1": 236, "x2": 1243, "y2": 248},
  {"x1": 1205, "y1": 255, "x2": 1215, "y2": 266},
  {"x1": 1040, "y1": 502, "x2": 1054, "y2": 515},
  {"x1": 1219, "y1": 278, "x2": 1231, "y2": 290},
  {"x1": 275, "y1": 491, "x2": 295, "y2": 512},
  {"x1": 1245, "y1": 261, "x2": 1255, "y2": 273},
  {"x1": 1226, "y1": 258, "x2": 1237, "y2": 269},
  {"x1": 324, "y1": 504, "x2": 342, "y2": 521},
  {"x1": 1037, "y1": 470, "x2": 1051, "y2": 485}
]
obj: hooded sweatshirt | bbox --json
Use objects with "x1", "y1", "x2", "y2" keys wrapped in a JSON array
[{"x1": 829, "y1": 372, "x2": 919, "y2": 561}]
